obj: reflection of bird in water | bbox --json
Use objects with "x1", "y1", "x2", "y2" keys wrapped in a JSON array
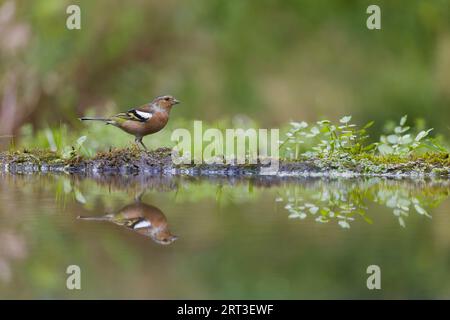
[{"x1": 77, "y1": 195, "x2": 178, "y2": 245}]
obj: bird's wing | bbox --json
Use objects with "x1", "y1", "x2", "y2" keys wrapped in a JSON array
[
  {"x1": 113, "y1": 106, "x2": 153, "y2": 123},
  {"x1": 117, "y1": 217, "x2": 152, "y2": 230},
  {"x1": 132, "y1": 219, "x2": 152, "y2": 229}
]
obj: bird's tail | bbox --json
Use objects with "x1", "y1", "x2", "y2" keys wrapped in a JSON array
[
  {"x1": 79, "y1": 117, "x2": 110, "y2": 122},
  {"x1": 77, "y1": 214, "x2": 114, "y2": 221}
]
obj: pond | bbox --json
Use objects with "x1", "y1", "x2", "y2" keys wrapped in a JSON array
[{"x1": 0, "y1": 173, "x2": 449, "y2": 299}]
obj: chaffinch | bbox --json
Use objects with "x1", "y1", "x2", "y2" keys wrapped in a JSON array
[
  {"x1": 78, "y1": 195, "x2": 178, "y2": 245},
  {"x1": 79, "y1": 95, "x2": 180, "y2": 150}
]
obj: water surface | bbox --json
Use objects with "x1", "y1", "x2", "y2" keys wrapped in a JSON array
[{"x1": 0, "y1": 174, "x2": 449, "y2": 299}]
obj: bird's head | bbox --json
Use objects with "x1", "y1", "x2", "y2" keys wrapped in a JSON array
[
  {"x1": 153, "y1": 234, "x2": 178, "y2": 245},
  {"x1": 152, "y1": 95, "x2": 180, "y2": 111}
]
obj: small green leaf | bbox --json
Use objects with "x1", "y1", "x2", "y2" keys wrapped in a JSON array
[
  {"x1": 415, "y1": 129, "x2": 433, "y2": 142},
  {"x1": 310, "y1": 127, "x2": 320, "y2": 135},
  {"x1": 387, "y1": 135, "x2": 399, "y2": 144},
  {"x1": 76, "y1": 135, "x2": 87, "y2": 146},
  {"x1": 414, "y1": 204, "x2": 431, "y2": 218},
  {"x1": 291, "y1": 121, "x2": 308, "y2": 129},
  {"x1": 395, "y1": 126, "x2": 409, "y2": 134},
  {"x1": 400, "y1": 134, "x2": 412, "y2": 145},
  {"x1": 363, "y1": 143, "x2": 377, "y2": 152},
  {"x1": 363, "y1": 121, "x2": 375, "y2": 129},
  {"x1": 74, "y1": 189, "x2": 86, "y2": 204},
  {"x1": 339, "y1": 116, "x2": 352, "y2": 124},
  {"x1": 338, "y1": 220, "x2": 350, "y2": 228},
  {"x1": 63, "y1": 180, "x2": 72, "y2": 194},
  {"x1": 400, "y1": 115, "x2": 408, "y2": 126}
]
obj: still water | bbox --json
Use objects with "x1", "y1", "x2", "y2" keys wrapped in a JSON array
[{"x1": 0, "y1": 173, "x2": 449, "y2": 299}]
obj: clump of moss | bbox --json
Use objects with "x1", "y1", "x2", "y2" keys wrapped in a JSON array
[
  {"x1": 414, "y1": 152, "x2": 450, "y2": 166},
  {"x1": 148, "y1": 147, "x2": 173, "y2": 162},
  {"x1": 347, "y1": 153, "x2": 449, "y2": 175},
  {"x1": 91, "y1": 147, "x2": 173, "y2": 168},
  {"x1": 2, "y1": 149, "x2": 64, "y2": 165},
  {"x1": 94, "y1": 147, "x2": 142, "y2": 161}
]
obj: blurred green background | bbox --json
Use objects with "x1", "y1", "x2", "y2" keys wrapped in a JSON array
[{"x1": 1, "y1": 0, "x2": 449, "y2": 150}]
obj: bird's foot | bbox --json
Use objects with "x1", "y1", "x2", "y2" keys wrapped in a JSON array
[{"x1": 134, "y1": 138, "x2": 148, "y2": 152}]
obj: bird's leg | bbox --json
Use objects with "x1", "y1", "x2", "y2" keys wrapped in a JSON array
[
  {"x1": 134, "y1": 137, "x2": 143, "y2": 150},
  {"x1": 134, "y1": 189, "x2": 146, "y2": 202},
  {"x1": 138, "y1": 137, "x2": 148, "y2": 151}
]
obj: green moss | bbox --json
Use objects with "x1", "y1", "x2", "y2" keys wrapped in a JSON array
[
  {"x1": 431, "y1": 167, "x2": 450, "y2": 176},
  {"x1": 94, "y1": 147, "x2": 142, "y2": 162},
  {"x1": 357, "y1": 153, "x2": 449, "y2": 166},
  {"x1": 2, "y1": 149, "x2": 64, "y2": 165},
  {"x1": 349, "y1": 153, "x2": 450, "y2": 174},
  {"x1": 278, "y1": 152, "x2": 450, "y2": 175}
]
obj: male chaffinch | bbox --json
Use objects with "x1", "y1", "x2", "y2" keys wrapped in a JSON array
[
  {"x1": 78, "y1": 195, "x2": 178, "y2": 245},
  {"x1": 79, "y1": 95, "x2": 180, "y2": 150}
]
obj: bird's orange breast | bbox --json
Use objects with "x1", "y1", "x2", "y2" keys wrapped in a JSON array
[{"x1": 120, "y1": 111, "x2": 169, "y2": 137}]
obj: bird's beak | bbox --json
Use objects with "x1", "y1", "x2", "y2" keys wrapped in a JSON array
[{"x1": 173, "y1": 99, "x2": 180, "y2": 105}]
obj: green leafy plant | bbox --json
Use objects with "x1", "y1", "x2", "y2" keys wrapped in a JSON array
[
  {"x1": 281, "y1": 116, "x2": 376, "y2": 159},
  {"x1": 281, "y1": 115, "x2": 445, "y2": 161},
  {"x1": 61, "y1": 135, "x2": 89, "y2": 160},
  {"x1": 378, "y1": 115, "x2": 433, "y2": 155}
]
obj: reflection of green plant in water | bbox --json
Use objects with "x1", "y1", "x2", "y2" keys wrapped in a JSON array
[
  {"x1": 373, "y1": 188, "x2": 431, "y2": 228},
  {"x1": 277, "y1": 179, "x2": 448, "y2": 228},
  {"x1": 53, "y1": 177, "x2": 87, "y2": 208},
  {"x1": 278, "y1": 181, "x2": 372, "y2": 228}
]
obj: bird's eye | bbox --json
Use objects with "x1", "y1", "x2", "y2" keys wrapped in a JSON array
[{"x1": 165, "y1": 97, "x2": 170, "y2": 101}]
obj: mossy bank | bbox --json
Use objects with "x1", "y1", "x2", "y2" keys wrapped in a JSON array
[{"x1": 0, "y1": 147, "x2": 449, "y2": 178}]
